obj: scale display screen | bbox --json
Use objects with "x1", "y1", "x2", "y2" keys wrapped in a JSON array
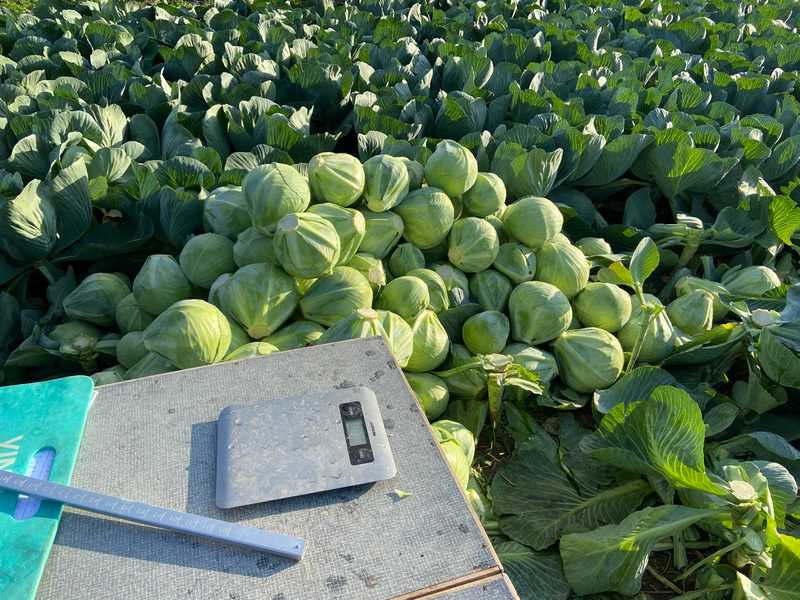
[{"x1": 340, "y1": 402, "x2": 373, "y2": 465}]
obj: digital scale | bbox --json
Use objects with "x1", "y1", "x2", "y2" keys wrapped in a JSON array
[{"x1": 216, "y1": 387, "x2": 396, "y2": 509}]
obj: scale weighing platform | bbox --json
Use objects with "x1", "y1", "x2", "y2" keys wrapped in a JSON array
[{"x1": 35, "y1": 337, "x2": 517, "y2": 599}]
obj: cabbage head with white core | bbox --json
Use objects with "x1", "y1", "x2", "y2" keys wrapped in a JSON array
[
  {"x1": 362, "y1": 154, "x2": 410, "y2": 212},
  {"x1": 346, "y1": 253, "x2": 387, "y2": 292},
  {"x1": 219, "y1": 262, "x2": 299, "y2": 338}
]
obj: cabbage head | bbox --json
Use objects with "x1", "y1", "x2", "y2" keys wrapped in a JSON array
[
  {"x1": 389, "y1": 243, "x2": 425, "y2": 277},
  {"x1": 439, "y1": 344, "x2": 487, "y2": 400},
  {"x1": 406, "y1": 268, "x2": 450, "y2": 313},
  {"x1": 179, "y1": 233, "x2": 236, "y2": 289},
  {"x1": 393, "y1": 187, "x2": 455, "y2": 249},
  {"x1": 375, "y1": 275, "x2": 430, "y2": 321},
  {"x1": 405, "y1": 310, "x2": 450, "y2": 372},
  {"x1": 462, "y1": 172, "x2": 506, "y2": 217},
  {"x1": 359, "y1": 210, "x2": 404, "y2": 258},
  {"x1": 308, "y1": 152, "x2": 365, "y2": 207},
  {"x1": 263, "y1": 320, "x2": 326, "y2": 350},
  {"x1": 233, "y1": 227, "x2": 276, "y2": 267},
  {"x1": 501, "y1": 196, "x2": 563, "y2": 249},
  {"x1": 117, "y1": 331, "x2": 148, "y2": 369},
  {"x1": 405, "y1": 372, "x2": 450, "y2": 420},
  {"x1": 493, "y1": 242, "x2": 536, "y2": 284},
  {"x1": 116, "y1": 293, "x2": 155, "y2": 333},
  {"x1": 505, "y1": 344, "x2": 559, "y2": 387},
  {"x1": 273, "y1": 212, "x2": 341, "y2": 278},
  {"x1": 224, "y1": 342, "x2": 279, "y2": 362},
  {"x1": 448, "y1": 217, "x2": 499, "y2": 273},
  {"x1": 143, "y1": 299, "x2": 231, "y2": 369},
  {"x1": 317, "y1": 308, "x2": 413, "y2": 368},
  {"x1": 401, "y1": 157, "x2": 425, "y2": 190},
  {"x1": 431, "y1": 420, "x2": 476, "y2": 489},
  {"x1": 573, "y1": 282, "x2": 632, "y2": 333},
  {"x1": 300, "y1": 266, "x2": 373, "y2": 326},
  {"x1": 431, "y1": 262, "x2": 471, "y2": 305},
  {"x1": 133, "y1": 254, "x2": 192, "y2": 316},
  {"x1": 721, "y1": 265, "x2": 781, "y2": 297},
  {"x1": 553, "y1": 327, "x2": 624, "y2": 393},
  {"x1": 424, "y1": 140, "x2": 478, "y2": 198},
  {"x1": 346, "y1": 253, "x2": 387, "y2": 291},
  {"x1": 203, "y1": 186, "x2": 250, "y2": 239},
  {"x1": 617, "y1": 294, "x2": 676, "y2": 363},
  {"x1": 508, "y1": 281, "x2": 572, "y2": 344},
  {"x1": 64, "y1": 273, "x2": 130, "y2": 327},
  {"x1": 462, "y1": 310, "x2": 509, "y2": 355},
  {"x1": 307, "y1": 203, "x2": 366, "y2": 264},
  {"x1": 244, "y1": 163, "x2": 310, "y2": 235},
  {"x1": 219, "y1": 262, "x2": 299, "y2": 338},
  {"x1": 535, "y1": 239, "x2": 590, "y2": 299},
  {"x1": 470, "y1": 270, "x2": 512, "y2": 312},
  {"x1": 362, "y1": 154, "x2": 410, "y2": 212},
  {"x1": 675, "y1": 276, "x2": 729, "y2": 320},
  {"x1": 576, "y1": 237, "x2": 612, "y2": 256},
  {"x1": 666, "y1": 289, "x2": 714, "y2": 335}
]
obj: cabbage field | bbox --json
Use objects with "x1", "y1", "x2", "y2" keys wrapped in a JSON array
[{"x1": 2, "y1": 0, "x2": 800, "y2": 597}]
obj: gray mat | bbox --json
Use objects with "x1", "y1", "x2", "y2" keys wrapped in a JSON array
[{"x1": 37, "y1": 337, "x2": 502, "y2": 600}]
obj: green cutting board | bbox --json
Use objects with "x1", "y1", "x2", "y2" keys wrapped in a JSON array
[{"x1": 0, "y1": 376, "x2": 94, "y2": 600}]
